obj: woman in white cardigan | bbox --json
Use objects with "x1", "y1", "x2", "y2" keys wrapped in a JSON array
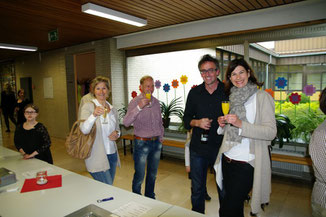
[
  {"x1": 214, "y1": 59, "x2": 276, "y2": 217},
  {"x1": 80, "y1": 76, "x2": 120, "y2": 185}
]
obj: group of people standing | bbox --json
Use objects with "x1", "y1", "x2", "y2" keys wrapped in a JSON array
[
  {"x1": 75, "y1": 55, "x2": 277, "y2": 217},
  {"x1": 9, "y1": 54, "x2": 325, "y2": 217}
]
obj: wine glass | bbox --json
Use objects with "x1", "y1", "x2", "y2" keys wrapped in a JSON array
[
  {"x1": 102, "y1": 107, "x2": 108, "y2": 124},
  {"x1": 221, "y1": 101, "x2": 229, "y2": 123}
]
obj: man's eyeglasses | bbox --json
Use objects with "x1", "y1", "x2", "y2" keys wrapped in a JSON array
[
  {"x1": 25, "y1": 111, "x2": 37, "y2": 114},
  {"x1": 200, "y1": 68, "x2": 217, "y2": 74}
]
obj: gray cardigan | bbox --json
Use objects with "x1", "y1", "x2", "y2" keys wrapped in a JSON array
[
  {"x1": 214, "y1": 90, "x2": 277, "y2": 214},
  {"x1": 80, "y1": 101, "x2": 121, "y2": 173}
]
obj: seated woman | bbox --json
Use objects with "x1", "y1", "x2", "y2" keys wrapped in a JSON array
[
  {"x1": 14, "y1": 104, "x2": 53, "y2": 164},
  {"x1": 79, "y1": 76, "x2": 121, "y2": 185}
]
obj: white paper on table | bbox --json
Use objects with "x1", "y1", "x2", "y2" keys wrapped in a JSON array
[
  {"x1": 112, "y1": 201, "x2": 152, "y2": 217},
  {"x1": 22, "y1": 167, "x2": 54, "y2": 178}
]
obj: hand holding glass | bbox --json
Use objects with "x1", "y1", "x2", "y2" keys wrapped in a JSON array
[
  {"x1": 145, "y1": 93, "x2": 152, "y2": 107},
  {"x1": 221, "y1": 101, "x2": 230, "y2": 123}
]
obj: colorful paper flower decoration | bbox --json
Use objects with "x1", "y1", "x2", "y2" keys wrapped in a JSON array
[
  {"x1": 131, "y1": 91, "x2": 137, "y2": 98},
  {"x1": 180, "y1": 75, "x2": 188, "y2": 85},
  {"x1": 191, "y1": 85, "x2": 198, "y2": 89},
  {"x1": 163, "y1": 83, "x2": 170, "y2": 92},
  {"x1": 275, "y1": 77, "x2": 288, "y2": 89},
  {"x1": 172, "y1": 79, "x2": 179, "y2": 88},
  {"x1": 155, "y1": 80, "x2": 161, "y2": 89},
  {"x1": 303, "y1": 84, "x2": 316, "y2": 96},
  {"x1": 289, "y1": 92, "x2": 301, "y2": 105},
  {"x1": 265, "y1": 88, "x2": 274, "y2": 98}
]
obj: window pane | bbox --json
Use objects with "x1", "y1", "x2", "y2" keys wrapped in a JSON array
[
  {"x1": 307, "y1": 73, "x2": 321, "y2": 90},
  {"x1": 289, "y1": 73, "x2": 302, "y2": 90},
  {"x1": 322, "y1": 72, "x2": 326, "y2": 89},
  {"x1": 289, "y1": 65, "x2": 303, "y2": 72},
  {"x1": 276, "y1": 65, "x2": 288, "y2": 73}
]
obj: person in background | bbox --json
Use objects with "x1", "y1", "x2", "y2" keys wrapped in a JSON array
[
  {"x1": 1, "y1": 83, "x2": 17, "y2": 132},
  {"x1": 309, "y1": 87, "x2": 326, "y2": 217},
  {"x1": 123, "y1": 75, "x2": 164, "y2": 199},
  {"x1": 183, "y1": 54, "x2": 227, "y2": 213},
  {"x1": 215, "y1": 58, "x2": 276, "y2": 217},
  {"x1": 184, "y1": 130, "x2": 211, "y2": 201},
  {"x1": 78, "y1": 82, "x2": 94, "y2": 119},
  {"x1": 80, "y1": 76, "x2": 120, "y2": 185},
  {"x1": 14, "y1": 104, "x2": 53, "y2": 164},
  {"x1": 15, "y1": 89, "x2": 30, "y2": 125}
]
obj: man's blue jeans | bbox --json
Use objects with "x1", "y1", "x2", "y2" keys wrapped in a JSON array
[
  {"x1": 90, "y1": 152, "x2": 118, "y2": 185},
  {"x1": 190, "y1": 150, "x2": 211, "y2": 214},
  {"x1": 132, "y1": 138, "x2": 162, "y2": 199}
]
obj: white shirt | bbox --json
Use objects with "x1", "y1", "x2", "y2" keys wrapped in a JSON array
[
  {"x1": 224, "y1": 93, "x2": 257, "y2": 162},
  {"x1": 80, "y1": 99, "x2": 118, "y2": 154}
]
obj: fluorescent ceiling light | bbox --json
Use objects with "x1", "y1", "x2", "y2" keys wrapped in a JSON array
[
  {"x1": 82, "y1": 3, "x2": 147, "y2": 27},
  {"x1": 0, "y1": 43, "x2": 38, "y2": 51}
]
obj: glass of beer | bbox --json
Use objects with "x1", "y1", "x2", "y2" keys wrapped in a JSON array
[{"x1": 221, "y1": 101, "x2": 230, "y2": 123}]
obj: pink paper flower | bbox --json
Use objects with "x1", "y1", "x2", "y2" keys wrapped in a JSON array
[{"x1": 303, "y1": 84, "x2": 316, "y2": 96}]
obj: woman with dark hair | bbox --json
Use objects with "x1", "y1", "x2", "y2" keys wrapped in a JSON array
[
  {"x1": 15, "y1": 89, "x2": 30, "y2": 125},
  {"x1": 309, "y1": 87, "x2": 326, "y2": 217},
  {"x1": 214, "y1": 58, "x2": 276, "y2": 217},
  {"x1": 14, "y1": 104, "x2": 53, "y2": 164}
]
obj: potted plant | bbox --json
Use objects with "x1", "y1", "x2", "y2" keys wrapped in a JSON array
[
  {"x1": 272, "y1": 114, "x2": 295, "y2": 148},
  {"x1": 160, "y1": 97, "x2": 183, "y2": 128}
]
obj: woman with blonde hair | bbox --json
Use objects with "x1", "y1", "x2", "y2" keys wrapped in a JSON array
[{"x1": 79, "y1": 76, "x2": 120, "y2": 185}]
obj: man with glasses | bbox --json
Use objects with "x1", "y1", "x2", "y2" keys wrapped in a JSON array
[{"x1": 183, "y1": 54, "x2": 228, "y2": 214}]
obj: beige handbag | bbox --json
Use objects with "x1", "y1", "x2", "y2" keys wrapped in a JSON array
[
  {"x1": 65, "y1": 120, "x2": 96, "y2": 159},
  {"x1": 65, "y1": 102, "x2": 97, "y2": 159}
]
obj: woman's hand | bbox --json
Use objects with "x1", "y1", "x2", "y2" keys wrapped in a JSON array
[
  {"x1": 109, "y1": 130, "x2": 119, "y2": 141},
  {"x1": 218, "y1": 116, "x2": 226, "y2": 127},
  {"x1": 93, "y1": 106, "x2": 105, "y2": 117},
  {"x1": 225, "y1": 114, "x2": 242, "y2": 128}
]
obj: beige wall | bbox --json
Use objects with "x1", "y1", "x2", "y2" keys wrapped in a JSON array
[
  {"x1": 275, "y1": 36, "x2": 326, "y2": 54},
  {"x1": 13, "y1": 38, "x2": 126, "y2": 139},
  {"x1": 15, "y1": 49, "x2": 69, "y2": 138}
]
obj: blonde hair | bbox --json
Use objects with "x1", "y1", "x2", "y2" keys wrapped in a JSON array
[
  {"x1": 140, "y1": 75, "x2": 153, "y2": 85},
  {"x1": 90, "y1": 76, "x2": 111, "y2": 96}
]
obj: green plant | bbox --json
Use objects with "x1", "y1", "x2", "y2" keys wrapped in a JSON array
[
  {"x1": 160, "y1": 97, "x2": 183, "y2": 128},
  {"x1": 292, "y1": 110, "x2": 325, "y2": 143},
  {"x1": 272, "y1": 114, "x2": 295, "y2": 148},
  {"x1": 176, "y1": 109, "x2": 187, "y2": 133}
]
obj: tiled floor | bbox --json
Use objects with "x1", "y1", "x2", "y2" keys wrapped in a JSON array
[{"x1": 2, "y1": 123, "x2": 313, "y2": 217}]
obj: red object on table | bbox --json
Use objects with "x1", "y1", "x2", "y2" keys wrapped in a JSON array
[{"x1": 20, "y1": 175, "x2": 62, "y2": 193}]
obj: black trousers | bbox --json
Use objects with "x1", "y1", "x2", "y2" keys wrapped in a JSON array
[
  {"x1": 219, "y1": 155, "x2": 254, "y2": 217},
  {"x1": 2, "y1": 110, "x2": 16, "y2": 130}
]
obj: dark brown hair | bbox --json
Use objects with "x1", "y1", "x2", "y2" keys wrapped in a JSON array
[
  {"x1": 198, "y1": 54, "x2": 220, "y2": 71},
  {"x1": 320, "y1": 87, "x2": 326, "y2": 114},
  {"x1": 24, "y1": 104, "x2": 39, "y2": 113},
  {"x1": 224, "y1": 58, "x2": 263, "y2": 96}
]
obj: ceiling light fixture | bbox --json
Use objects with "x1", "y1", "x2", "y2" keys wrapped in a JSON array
[
  {"x1": 82, "y1": 3, "x2": 147, "y2": 27},
  {"x1": 0, "y1": 43, "x2": 38, "y2": 52}
]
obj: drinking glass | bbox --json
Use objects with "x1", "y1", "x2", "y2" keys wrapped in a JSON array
[
  {"x1": 102, "y1": 107, "x2": 108, "y2": 124},
  {"x1": 145, "y1": 93, "x2": 152, "y2": 107},
  {"x1": 36, "y1": 171, "x2": 48, "y2": 185},
  {"x1": 221, "y1": 101, "x2": 230, "y2": 123}
]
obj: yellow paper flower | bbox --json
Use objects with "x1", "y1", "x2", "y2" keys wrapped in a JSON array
[{"x1": 180, "y1": 75, "x2": 188, "y2": 85}]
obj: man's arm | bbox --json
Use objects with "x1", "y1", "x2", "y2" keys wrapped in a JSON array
[{"x1": 123, "y1": 98, "x2": 141, "y2": 127}]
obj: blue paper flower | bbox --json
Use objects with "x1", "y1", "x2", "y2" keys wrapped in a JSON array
[
  {"x1": 163, "y1": 83, "x2": 170, "y2": 92},
  {"x1": 275, "y1": 77, "x2": 288, "y2": 89}
]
